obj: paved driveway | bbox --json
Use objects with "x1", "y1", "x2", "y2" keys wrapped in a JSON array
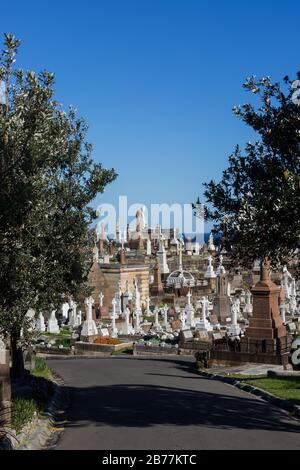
[{"x1": 48, "y1": 356, "x2": 300, "y2": 450}]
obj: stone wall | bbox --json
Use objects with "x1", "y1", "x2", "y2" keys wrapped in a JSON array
[{"x1": 88, "y1": 261, "x2": 150, "y2": 315}]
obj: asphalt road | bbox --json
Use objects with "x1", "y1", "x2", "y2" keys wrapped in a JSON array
[{"x1": 48, "y1": 356, "x2": 300, "y2": 450}]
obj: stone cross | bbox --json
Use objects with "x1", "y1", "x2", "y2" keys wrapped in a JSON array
[
  {"x1": 187, "y1": 291, "x2": 192, "y2": 306},
  {"x1": 111, "y1": 298, "x2": 118, "y2": 337},
  {"x1": 85, "y1": 297, "x2": 94, "y2": 322}
]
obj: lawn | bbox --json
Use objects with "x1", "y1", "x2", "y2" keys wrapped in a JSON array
[{"x1": 226, "y1": 374, "x2": 300, "y2": 406}]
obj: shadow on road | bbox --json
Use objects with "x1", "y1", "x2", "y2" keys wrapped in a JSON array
[{"x1": 62, "y1": 379, "x2": 300, "y2": 434}]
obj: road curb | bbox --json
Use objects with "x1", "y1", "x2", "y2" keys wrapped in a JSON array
[
  {"x1": 3, "y1": 373, "x2": 69, "y2": 450},
  {"x1": 197, "y1": 369, "x2": 300, "y2": 419}
]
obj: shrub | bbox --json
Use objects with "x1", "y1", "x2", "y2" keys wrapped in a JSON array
[{"x1": 11, "y1": 398, "x2": 37, "y2": 434}]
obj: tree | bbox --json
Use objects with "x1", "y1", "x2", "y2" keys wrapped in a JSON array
[
  {"x1": 0, "y1": 34, "x2": 117, "y2": 376},
  {"x1": 200, "y1": 73, "x2": 300, "y2": 270}
]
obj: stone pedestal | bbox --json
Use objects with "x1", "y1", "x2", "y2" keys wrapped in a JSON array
[
  {"x1": 213, "y1": 274, "x2": 231, "y2": 323},
  {"x1": 240, "y1": 260, "x2": 288, "y2": 361},
  {"x1": 151, "y1": 261, "x2": 164, "y2": 296}
]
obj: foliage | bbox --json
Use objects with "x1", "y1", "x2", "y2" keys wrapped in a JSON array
[
  {"x1": 0, "y1": 33, "x2": 117, "y2": 372},
  {"x1": 11, "y1": 398, "x2": 37, "y2": 434},
  {"x1": 31, "y1": 357, "x2": 52, "y2": 379},
  {"x1": 199, "y1": 73, "x2": 300, "y2": 269}
]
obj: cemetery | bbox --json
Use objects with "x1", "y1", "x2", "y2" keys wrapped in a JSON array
[{"x1": 0, "y1": 9, "x2": 300, "y2": 450}]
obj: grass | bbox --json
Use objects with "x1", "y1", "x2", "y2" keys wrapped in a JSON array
[
  {"x1": 31, "y1": 357, "x2": 52, "y2": 379},
  {"x1": 143, "y1": 316, "x2": 155, "y2": 322},
  {"x1": 226, "y1": 374, "x2": 300, "y2": 406},
  {"x1": 11, "y1": 398, "x2": 37, "y2": 434},
  {"x1": 43, "y1": 329, "x2": 72, "y2": 338},
  {"x1": 54, "y1": 337, "x2": 71, "y2": 348}
]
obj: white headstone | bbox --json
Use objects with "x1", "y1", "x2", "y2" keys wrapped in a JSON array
[
  {"x1": 62, "y1": 302, "x2": 70, "y2": 319},
  {"x1": 204, "y1": 255, "x2": 216, "y2": 279},
  {"x1": 111, "y1": 298, "x2": 119, "y2": 338},
  {"x1": 228, "y1": 300, "x2": 241, "y2": 338},
  {"x1": 36, "y1": 312, "x2": 46, "y2": 333},
  {"x1": 47, "y1": 310, "x2": 60, "y2": 334},
  {"x1": 81, "y1": 297, "x2": 98, "y2": 338}
]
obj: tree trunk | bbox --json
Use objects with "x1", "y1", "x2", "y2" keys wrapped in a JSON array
[{"x1": 10, "y1": 329, "x2": 24, "y2": 379}]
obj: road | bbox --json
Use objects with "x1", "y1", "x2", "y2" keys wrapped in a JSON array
[{"x1": 48, "y1": 356, "x2": 300, "y2": 450}]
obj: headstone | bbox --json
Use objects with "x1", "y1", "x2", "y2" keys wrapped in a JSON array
[
  {"x1": 123, "y1": 307, "x2": 134, "y2": 335},
  {"x1": 99, "y1": 328, "x2": 110, "y2": 337},
  {"x1": 111, "y1": 298, "x2": 119, "y2": 338},
  {"x1": 47, "y1": 310, "x2": 60, "y2": 334},
  {"x1": 216, "y1": 255, "x2": 226, "y2": 276},
  {"x1": 77, "y1": 310, "x2": 82, "y2": 326},
  {"x1": 81, "y1": 297, "x2": 98, "y2": 340},
  {"x1": 36, "y1": 312, "x2": 46, "y2": 333},
  {"x1": 207, "y1": 232, "x2": 216, "y2": 252},
  {"x1": 180, "y1": 329, "x2": 194, "y2": 342},
  {"x1": 154, "y1": 307, "x2": 161, "y2": 329},
  {"x1": 145, "y1": 296, "x2": 151, "y2": 316},
  {"x1": 99, "y1": 292, "x2": 104, "y2": 308},
  {"x1": 163, "y1": 305, "x2": 169, "y2": 330},
  {"x1": 228, "y1": 299, "x2": 241, "y2": 338},
  {"x1": 204, "y1": 255, "x2": 216, "y2": 279},
  {"x1": 62, "y1": 302, "x2": 70, "y2": 319},
  {"x1": 213, "y1": 332, "x2": 223, "y2": 341},
  {"x1": 68, "y1": 300, "x2": 78, "y2": 328},
  {"x1": 286, "y1": 322, "x2": 297, "y2": 334}
]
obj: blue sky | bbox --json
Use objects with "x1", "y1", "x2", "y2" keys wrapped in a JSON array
[{"x1": 1, "y1": 0, "x2": 299, "y2": 229}]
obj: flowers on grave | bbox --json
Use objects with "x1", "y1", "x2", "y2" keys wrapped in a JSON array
[{"x1": 94, "y1": 337, "x2": 121, "y2": 345}]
